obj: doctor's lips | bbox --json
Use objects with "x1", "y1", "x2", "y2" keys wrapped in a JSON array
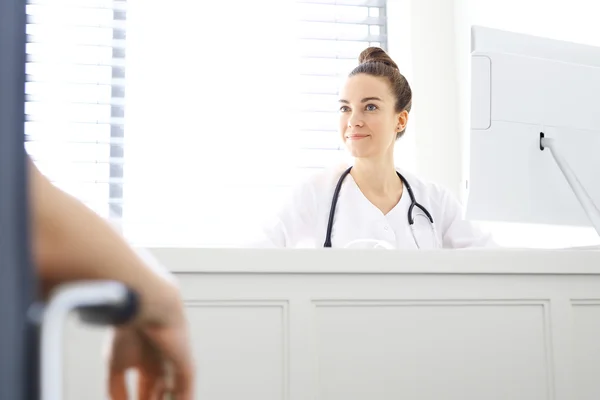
[{"x1": 346, "y1": 133, "x2": 370, "y2": 140}]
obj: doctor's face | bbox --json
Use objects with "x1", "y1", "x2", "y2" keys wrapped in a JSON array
[{"x1": 338, "y1": 73, "x2": 407, "y2": 159}]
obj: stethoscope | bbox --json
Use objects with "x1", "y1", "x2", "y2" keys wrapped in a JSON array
[{"x1": 323, "y1": 166, "x2": 439, "y2": 249}]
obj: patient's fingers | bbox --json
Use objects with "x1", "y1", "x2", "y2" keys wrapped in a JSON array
[
  {"x1": 171, "y1": 363, "x2": 194, "y2": 400},
  {"x1": 138, "y1": 344, "x2": 169, "y2": 399},
  {"x1": 141, "y1": 326, "x2": 195, "y2": 400},
  {"x1": 108, "y1": 370, "x2": 128, "y2": 400},
  {"x1": 152, "y1": 378, "x2": 173, "y2": 400}
]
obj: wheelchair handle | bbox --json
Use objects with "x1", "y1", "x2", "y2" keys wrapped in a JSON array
[
  {"x1": 76, "y1": 283, "x2": 139, "y2": 326},
  {"x1": 40, "y1": 281, "x2": 140, "y2": 400}
]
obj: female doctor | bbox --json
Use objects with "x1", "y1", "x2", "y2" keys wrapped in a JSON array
[{"x1": 260, "y1": 47, "x2": 495, "y2": 249}]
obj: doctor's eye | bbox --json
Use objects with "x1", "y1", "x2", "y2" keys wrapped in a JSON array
[
  {"x1": 365, "y1": 104, "x2": 378, "y2": 111},
  {"x1": 339, "y1": 106, "x2": 350, "y2": 112}
]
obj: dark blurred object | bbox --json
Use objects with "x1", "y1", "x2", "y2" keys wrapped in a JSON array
[{"x1": 0, "y1": 0, "x2": 38, "y2": 399}]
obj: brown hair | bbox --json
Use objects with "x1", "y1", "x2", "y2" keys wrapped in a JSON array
[{"x1": 349, "y1": 47, "x2": 412, "y2": 139}]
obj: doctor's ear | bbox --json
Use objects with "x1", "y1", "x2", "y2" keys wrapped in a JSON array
[{"x1": 396, "y1": 110, "x2": 409, "y2": 137}]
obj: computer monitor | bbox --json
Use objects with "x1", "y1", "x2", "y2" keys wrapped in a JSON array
[{"x1": 466, "y1": 26, "x2": 600, "y2": 236}]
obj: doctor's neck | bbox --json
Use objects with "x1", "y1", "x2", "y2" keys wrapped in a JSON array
[{"x1": 351, "y1": 154, "x2": 402, "y2": 196}]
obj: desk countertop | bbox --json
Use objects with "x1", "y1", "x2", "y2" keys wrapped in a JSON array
[{"x1": 145, "y1": 247, "x2": 600, "y2": 275}]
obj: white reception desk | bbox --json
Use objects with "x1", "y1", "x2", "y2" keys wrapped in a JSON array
[{"x1": 63, "y1": 248, "x2": 600, "y2": 400}]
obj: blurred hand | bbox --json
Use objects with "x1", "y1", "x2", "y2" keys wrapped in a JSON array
[{"x1": 107, "y1": 289, "x2": 195, "y2": 400}]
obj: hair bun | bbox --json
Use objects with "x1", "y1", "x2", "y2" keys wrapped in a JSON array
[{"x1": 358, "y1": 47, "x2": 399, "y2": 71}]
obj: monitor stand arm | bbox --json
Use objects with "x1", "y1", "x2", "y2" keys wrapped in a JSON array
[{"x1": 540, "y1": 132, "x2": 600, "y2": 237}]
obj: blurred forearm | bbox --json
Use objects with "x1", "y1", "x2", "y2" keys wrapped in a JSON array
[{"x1": 28, "y1": 158, "x2": 177, "y2": 309}]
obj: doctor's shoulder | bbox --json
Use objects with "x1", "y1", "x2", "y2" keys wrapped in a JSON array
[
  {"x1": 394, "y1": 169, "x2": 442, "y2": 198},
  {"x1": 397, "y1": 170, "x2": 496, "y2": 248},
  {"x1": 396, "y1": 170, "x2": 450, "y2": 222},
  {"x1": 400, "y1": 172, "x2": 464, "y2": 224},
  {"x1": 257, "y1": 164, "x2": 343, "y2": 247}
]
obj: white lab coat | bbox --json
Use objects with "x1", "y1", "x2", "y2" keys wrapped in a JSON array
[{"x1": 258, "y1": 162, "x2": 496, "y2": 249}]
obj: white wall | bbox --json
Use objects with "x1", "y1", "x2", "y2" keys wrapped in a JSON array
[
  {"x1": 386, "y1": 0, "x2": 417, "y2": 174},
  {"x1": 387, "y1": 0, "x2": 462, "y2": 197}
]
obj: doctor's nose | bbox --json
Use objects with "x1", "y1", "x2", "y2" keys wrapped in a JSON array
[{"x1": 347, "y1": 112, "x2": 364, "y2": 128}]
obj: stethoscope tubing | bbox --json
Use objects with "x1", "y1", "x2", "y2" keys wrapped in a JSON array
[{"x1": 324, "y1": 166, "x2": 435, "y2": 248}]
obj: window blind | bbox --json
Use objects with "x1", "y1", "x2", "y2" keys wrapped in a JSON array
[
  {"x1": 24, "y1": 0, "x2": 126, "y2": 223},
  {"x1": 24, "y1": 0, "x2": 388, "y2": 247},
  {"x1": 294, "y1": 0, "x2": 388, "y2": 173}
]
